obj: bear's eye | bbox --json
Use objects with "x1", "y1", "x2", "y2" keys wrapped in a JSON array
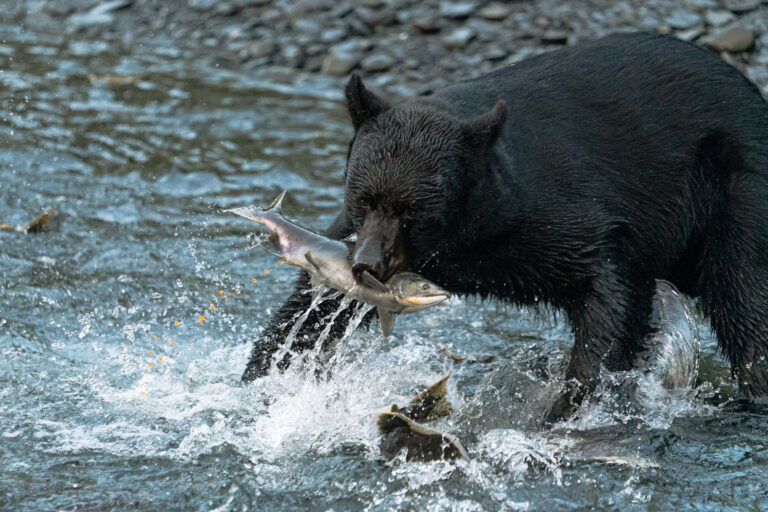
[
  {"x1": 358, "y1": 198, "x2": 370, "y2": 209},
  {"x1": 403, "y1": 206, "x2": 417, "y2": 220}
]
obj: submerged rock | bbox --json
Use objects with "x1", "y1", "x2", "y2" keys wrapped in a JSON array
[{"x1": 706, "y1": 27, "x2": 755, "y2": 52}]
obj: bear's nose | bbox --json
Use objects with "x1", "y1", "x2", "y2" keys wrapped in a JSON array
[{"x1": 352, "y1": 237, "x2": 387, "y2": 281}]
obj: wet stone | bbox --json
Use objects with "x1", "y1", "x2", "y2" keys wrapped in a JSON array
[
  {"x1": 541, "y1": 29, "x2": 569, "y2": 44},
  {"x1": 443, "y1": 27, "x2": 475, "y2": 49},
  {"x1": 241, "y1": 40, "x2": 275, "y2": 60},
  {"x1": 721, "y1": 0, "x2": 761, "y2": 14},
  {"x1": 361, "y1": 52, "x2": 396, "y2": 72},
  {"x1": 279, "y1": 43, "x2": 305, "y2": 67},
  {"x1": 440, "y1": 1, "x2": 477, "y2": 20},
  {"x1": 321, "y1": 46, "x2": 362, "y2": 75},
  {"x1": 483, "y1": 45, "x2": 508, "y2": 61},
  {"x1": 479, "y1": 3, "x2": 510, "y2": 21},
  {"x1": 355, "y1": 6, "x2": 395, "y2": 28},
  {"x1": 320, "y1": 27, "x2": 347, "y2": 44},
  {"x1": 667, "y1": 9, "x2": 702, "y2": 29},
  {"x1": 705, "y1": 10, "x2": 736, "y2": 26},
  {"x1": 412, "y1": 14, "x2": 442, "y2": 34},
  {"x1": 684, "y1": 0, "x2": 718, "y2": 8},
  {"x1": 188, "y1": 0, "x2": 217, "y2": 11},
  {"x1": 676, "y1": 25, "x2": 705, "y2": 42},
  {"x1": 706, "y1": 27, "x2": 755, "y2": 52}
]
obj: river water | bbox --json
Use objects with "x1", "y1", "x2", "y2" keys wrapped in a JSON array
[{"x1": 2, "y1": 22, "x2": 768, "y2": 512}]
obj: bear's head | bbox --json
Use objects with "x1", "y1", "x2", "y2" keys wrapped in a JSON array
[{"x1": 342, "y1": 74, "x2": 506, "y2": 281}]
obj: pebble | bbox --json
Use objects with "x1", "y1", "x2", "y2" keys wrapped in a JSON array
[
  {"x1": 479, "y1": 3, "x2": 510, "y2": 21},
  {"x1": 412, "y1": 14, "x2": 442, "y2": 34},
  {"x1": 188, "y1": 0, "x2": 216, "y2": 11},
  {"x1": 721, "y1": 0, "x2": 761, "y2": 14},
  {"x1": 440, "y1": 1, "x2": 477, "y2": 20},
  {"x1": 67, "y1": 0, "x2": 131, "y2": 29},
  {"x1": 321, "y1": 45, "x2": 362, "y2": 75},
  {"x1": 355, "y1": 6, "x2": 395, "y2": 28},
  {"x1": 541, "y1": 29, "x2": 569, "y2": 44},
  {"x1": 684, "y1": 0, "x2": 718, "y2": 8},
  {"x1": 443, "y1": 27, "x2": 475, "y2": 49},
  {"x1": 483, "y1": 46, "x2": 508, "y2": 61},
  {"x1": 361, "y1": 52, "x2": 396, "y2": 72},
  {"x1": 667, "y1": 9, "x2": 702, "y2": 29},
  {"x1": 704, "y1": 10, "x2": 736, "y2": 26},
  {"x1": 676, "y1": 25, "x2": 705, "y2": 41},
  {"x1": 320, "y1": 27, "x2": 348, "y2": 44},
  {"x1": 706, "y1": 27, "x2": 755, "y2": 52},
  {"x1": 279, "y1": 43, "x2": 305, "y2": 67},
  {"x1": 241, "y1": 40, "x2": 275, "y2": 60}
]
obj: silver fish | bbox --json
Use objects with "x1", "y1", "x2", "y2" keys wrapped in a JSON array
[{"x1": 227, "y1": 192, "x2": 450, "y2": 336}]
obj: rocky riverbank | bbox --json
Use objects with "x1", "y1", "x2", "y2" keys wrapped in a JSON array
[{"x1": 9, "y1": 0, "x2": 768, "y2": 97}]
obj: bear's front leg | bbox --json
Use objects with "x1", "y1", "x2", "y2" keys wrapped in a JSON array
[{"x1": 543, "y1": 269, "x2": 654, "y2": 425}]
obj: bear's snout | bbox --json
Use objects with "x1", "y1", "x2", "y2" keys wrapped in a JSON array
[{"x1": 351, "y1": 214, "x2": 404, "y2": 282}]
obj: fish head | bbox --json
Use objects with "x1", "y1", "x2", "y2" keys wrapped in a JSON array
[{"x1": 388, "y1": 272, "x2": 450, "y2": 312}]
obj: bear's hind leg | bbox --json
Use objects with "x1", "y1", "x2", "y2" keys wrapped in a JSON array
[{"x1": 701, "y1": 173, "x2": 768, "y2": 398}]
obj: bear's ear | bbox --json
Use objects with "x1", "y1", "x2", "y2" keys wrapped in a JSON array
[
  {"x1": 460, "y1": 100, "x2": 507, "y2": 149},
  {"x1": 345, "y1": 73, "x2": 390, "y2": 132}
]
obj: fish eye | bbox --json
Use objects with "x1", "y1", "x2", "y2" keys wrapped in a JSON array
[{"x1": 422, "y1": 284, "x2": 429, "y2": 290}]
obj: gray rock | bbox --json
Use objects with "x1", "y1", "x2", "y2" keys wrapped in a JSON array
[
  {"x1": 412, "y1": 14, "x2": 442, "y2": 33},
  {"x1": 320, "y1": 27, "x2": 348, "y2": 44},
  {"x1": 706, "y1": 27, "x2": 755, "y2": 52},
  {"x1": 355, "y1": 6, "x2": 395, "y2": 28},
  {"x1": 293, "y1": 18, "x2": 321, "y2": 34},
  {"x1": 188, "y1": 0, "x2": 217, "y2": 10},
  {"x1": 241, "y1": 40, "x2": 275, "y2": 60},
  {"x1": 360, "y1": 0, "x2": 384, "y2": 7},
  {"x1": 541, "y1": 29, "x2": 569, "y2": 44},
  {"x1": 234, "y1": 0, "x2": 270, "y2": 6},
  {"x1": 321, "y1": 43, "x2": 363, "y2": 75},
  {"x1": 279, "y1": 43, "x2": 305, "y2": 67},
  {"x1": 676, "y1": 25, "x2": 705, "y2": 42},
  {"x1": 67, "y1": 0, "x2": 132, "y2": 29},
  {"x1": 684, "y1": 0, "x2": 718, "y2": 8},
  {"x1": 483, "y1": 46, "x2": 508, "y2": 61},
  {"x1": 479, "y1": 3, "x2": 509, "y2": 21},
  {"x1": 443, "y1": 27, "x2": 475, "y2": 49},
  {"x1": 667, "y1": 9, "x2": 702, "y2": 29},
  {"x1": 721, "y1": 0, "x2": 760, "y2": 13},
  {"x1": 361, "y1": 53, "x2": 396, "y2": 72},
  {"x1": 214, "y1": 2, "x2": 238, "y2": 15},
  {"x1": 440, "y1": 1, "x2": 477, "y2": 20},
  {"x1": 705, "y1": 10, "x2": 736, "y2": 26}
]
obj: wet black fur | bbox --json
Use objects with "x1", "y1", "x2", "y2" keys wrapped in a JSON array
[{"x1": 243, "y1": 32, "x2": 768, "y2": 421}]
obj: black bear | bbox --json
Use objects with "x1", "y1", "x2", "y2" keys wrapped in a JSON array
[{"x1": 242, "y1": 32, "x2": 768, "y2": 422}]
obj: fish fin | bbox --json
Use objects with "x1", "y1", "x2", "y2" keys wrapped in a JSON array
[
  {"x1": 268, "y1": 190, "x2": 287, "y2": 212},
  {"x1": 378, "y1": 308, "x2": 397, "y2": 337},
  {"x1": 390, "y1": 404, "x2": 400, "y2": 413},
  {"x1": 259, "y1": 231, "x2": 282, "y2": 257},
  {"x1": 304, "y1": 250, "x2": 321, "y2": 271},
  {"x1": 361, "y1": 270, "x2": 388, "y2": 293},
  {"x1": 409, "y1": 373, "x2": 451, "y2": 404}
]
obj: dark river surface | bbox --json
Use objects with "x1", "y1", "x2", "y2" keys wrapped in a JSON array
[{"x1": 2, "y1": 22, "x2": 768, "y2": 512}]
